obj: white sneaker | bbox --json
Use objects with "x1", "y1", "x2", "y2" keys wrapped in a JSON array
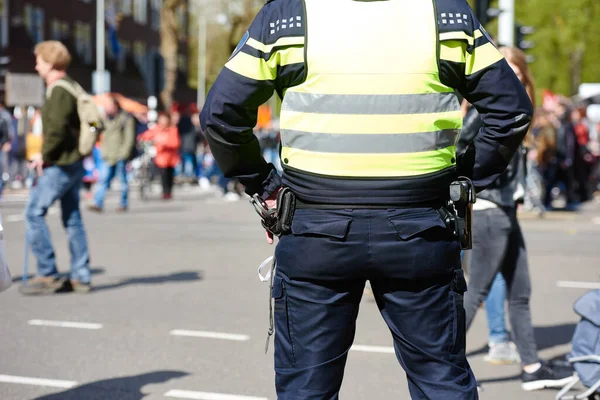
[
  {"x1": 485, "y1": 341, "x2": 521, "y2": 365},
  {"x1": 198, "y1": 177, "x2": 211, "y2": 190},
  {"x1": 223, "y1": 192, "x2": 241, "y2": 202}
]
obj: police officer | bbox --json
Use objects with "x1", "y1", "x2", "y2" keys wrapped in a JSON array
[{"x1": 201, "y1": 0, "x2": 532, "y2": 398}]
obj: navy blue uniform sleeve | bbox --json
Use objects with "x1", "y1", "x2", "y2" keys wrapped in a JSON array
[
  {"x1": 436, "y1": 0, "x2": 533, "y2": 191},
  {"x1": 200, "y1": 0, "x2": 306, "y2": 199}
]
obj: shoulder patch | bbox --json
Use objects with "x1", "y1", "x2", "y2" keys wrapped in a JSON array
[
  {"x1": 438, "y1": 10, "x2": 470, "y2": 27},
  {"x1": 229, "y1": 31, "x2": 250, "y2": 61},
  {"x1": 479, "y1": 25, "x2": 498, "y2": 48}
]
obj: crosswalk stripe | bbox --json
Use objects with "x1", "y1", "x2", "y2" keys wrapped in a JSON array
[
  {"x1": 351, "y1": 344, "x2": 395, "y2": 354},
  {"x1": 0, "y1": 374, "x2": 77, "y2": 388},
  {"x1": 164, "y1": 390, "x2": 268, "y2": 400},
  {"x1": 28, "y1": 319, "x2": 103, "y2": 330},
  {"x1": 169, "y1": 330, "x2": 250, "y2": 341},
  {"x1": 556, "y1": 281, "x2": 600, "y2": 290}
]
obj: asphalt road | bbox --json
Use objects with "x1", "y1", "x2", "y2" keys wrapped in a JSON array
[{"x1": 1, "y1": 185, "x2": 599, "y2": 400}]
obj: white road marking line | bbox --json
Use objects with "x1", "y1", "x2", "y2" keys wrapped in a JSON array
[
  {"x1": 169, "y1": 330, "x2": 250, "y2": 341},
  {"x1": 5, "y1": 214, "x2": 24, "y2": 222},
  {"x1": 28, "y1": 319, "x2": 103, "y2": 330},
  {"x1": 350, "y1": 344, "x2": 395, "y2": 354},
  {"x1": 4, "y1": 208, "x2": 58, "y2": 223},
  {"x1": 164, "y1": 390, "x2": 268, "y2": 400},
  {"x1": 557, "y1": 281, "x2": 600, "y2": 290},
  {"x1": 0, "y1": 374, "x2": 77, "y2": 388},
  {"x1": 593, "y1": 217, "x2": 600, "y2": 225}
]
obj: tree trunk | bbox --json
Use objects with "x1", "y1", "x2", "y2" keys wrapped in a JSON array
[
  {"x1": 160, "y1": 0, "x2": 183, "y2": 110},
  {"x1": 570, "y1": 47, "x2": 584, "y2": 97}
]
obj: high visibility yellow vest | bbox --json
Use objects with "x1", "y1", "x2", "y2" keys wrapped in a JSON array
[{"x1": 279, "y1": 0, "x2": 462, "y2": 178}]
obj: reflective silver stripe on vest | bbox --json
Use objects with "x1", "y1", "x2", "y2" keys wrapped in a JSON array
[
  {"x1": 281, "y1": 130, "x2": 459, "y2": 154},
  {"x1": 281, "y1": 92, "x2": 459, "y2": 115}
]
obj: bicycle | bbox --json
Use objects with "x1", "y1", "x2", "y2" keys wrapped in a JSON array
[{"x1": 132, "y1": 141, "x2": 156, "y2": 201}]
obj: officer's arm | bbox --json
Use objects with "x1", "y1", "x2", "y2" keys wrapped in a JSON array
[
  {"x1": 200, "y1": 1, "x2": 305, "y2": 200},
  {"x1": 437, "y1": 3, "x2": 533, "y2": 192}
]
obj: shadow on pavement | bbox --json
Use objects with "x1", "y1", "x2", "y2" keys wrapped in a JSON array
[
  {"x1": 32, "y1": 370, "x2": 188, "y2": 400},
  {"x1": 92, "y1": 270, "x2": 203, "y2": 292},
  {"x1": 467, "y1": 323, "x2": 577, "y2": 358},
  {"x1": 11, "y1": 267, "x2": 107, "y2": 283}
]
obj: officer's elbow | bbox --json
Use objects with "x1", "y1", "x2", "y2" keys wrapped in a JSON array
[{"x1": 513, "y1": 112, "x2": 532, "y2": 141}]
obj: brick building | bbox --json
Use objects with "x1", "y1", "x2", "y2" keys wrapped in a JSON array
[{"x1": 0, "y1": 0, "x2": 193, "y2": 105}]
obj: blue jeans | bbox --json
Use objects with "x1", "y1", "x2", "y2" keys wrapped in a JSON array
[
  {"x1": 25, "y1": 161, "x2": 91, "y2": 283},
  {"x1": 202, "y1": 163, "x2": 229, "y2": 192},
  {"x1": 274, "y1": 207, "x2": 477, "y2": 399},
  {"x1": 181, "y1": 153, "x2": 197, "y2": 178},
  {"x1": 263, "y1": 147, "x2": 282, "y2": 173},
  {"x1": 0, "y1": 151, "x2": 4, "y2": 196},
  {"x1": 486, "y1": 272, "x2": 509, "y2": 344},
  {"x1": 94, "y1": 160, "x2": 128, "y2": 209}
]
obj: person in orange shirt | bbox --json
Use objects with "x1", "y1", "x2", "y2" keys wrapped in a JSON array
[{"x1": 138, "y1": 113, "x2": 181, "y2": 199}]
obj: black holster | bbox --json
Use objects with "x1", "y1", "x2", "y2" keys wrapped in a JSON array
[
  {"x1": 439, "y1": 177, "x2": 476, "y2": 250},
  {"x1": 250, "y1": 187, "x2": 296, "y2": 237},
  {"x1": 274, "y1": 187, "x2": 295, "y2": 235}
]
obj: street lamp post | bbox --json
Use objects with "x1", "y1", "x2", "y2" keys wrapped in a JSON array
[
  {"x1": 197, "y1": 11, "x2": 207, "y2": 108},
  {"x1": 498, "y1": 0, "x2": 515, "y2": 47},
  {"x1": 94, "y1": 0, "x2": 109, "y2": 94}
]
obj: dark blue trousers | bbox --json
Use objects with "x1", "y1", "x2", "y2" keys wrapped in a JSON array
[{"x1": 273, "y1": 207, "x2": 478, "y2": 399}]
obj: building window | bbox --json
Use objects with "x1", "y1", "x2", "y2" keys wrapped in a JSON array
[
  {"x1": 133, "y1": 40, "x2": 147, "y2": 70},
  {"x1": 24, "y1": 4, "x2": 45, "y2": 43},
  {"x1": 133, "y1": 0, "x2": 147, "y2": 25},
  {"x1": 74, "y1": 22, "x2": 92, "y2": 65},
  {"x1": 105, "y1": 28, "x2": 114, "y2": 60},
  {"x1": 0, "y1": 0, "x2": 7, "y2": 47},
  {"x1": 118, "y1": 41, "x2": 131, "y2": 73},
  {"x1": 51, "y1": 20, "x2": 70, "y2": 42},
  {"x1": 61, "y1": 22, "x2": 70, "y2": 40},
  {"x1": 24, "y1": 4, "x2": 33, "y2": 36},
  {"x1": 35, "y1": 8, "x2": 45, "y2": 42},
  {"x1": 120, "y1": 0, "x2": 132, "y2": 16},
  {"x1": 51, "y1": 20, "x2": 62, "y2": 40},
  {"x1": 151, "y1": 0, "x2": 161, "y2": 31}
]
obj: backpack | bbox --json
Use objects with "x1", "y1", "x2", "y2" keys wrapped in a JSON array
[
  {"x1": 46, "y1": 79, "x2": 104, "y2": 157},
  {"x1": 569, "y1": 289, "x2": 600, "y2": 389}
]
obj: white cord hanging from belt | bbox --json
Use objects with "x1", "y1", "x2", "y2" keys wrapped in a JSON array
[{"x1": 258, "y1": 255, "x2": 276, "y2": 353}]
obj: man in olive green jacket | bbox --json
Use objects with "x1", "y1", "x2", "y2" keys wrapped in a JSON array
[
  {"x1": 21, "y1": 41, "x2": 91, "y2": 295},
  {"x1": 89, "y1": 96, "x2": 135, "y2": 212}
]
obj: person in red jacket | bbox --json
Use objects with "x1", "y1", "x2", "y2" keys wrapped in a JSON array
[{"x1": 138, "y1": 113, "x2": 181, "y2": 199}]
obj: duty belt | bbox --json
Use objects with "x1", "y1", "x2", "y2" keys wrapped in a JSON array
[
  {"x1": 295, "y1": 198, "x2": 446, "y2": 210},
  {"x1": 250, "y1": 181, "x2": 474, "y2": 249}
]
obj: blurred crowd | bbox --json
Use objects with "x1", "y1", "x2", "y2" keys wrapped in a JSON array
[
  {"x1": 1, "y1": 94, "x2": 598, "y2": 210},
  {"x1": 0, "y1": 100, "x2": 280, "y2": 203},
  {"x1": 525, "y1": 96, "x2": 600, "y2": 213}
]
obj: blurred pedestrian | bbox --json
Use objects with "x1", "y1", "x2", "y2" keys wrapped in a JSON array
[
  {"x1": 459, "y1": 99, "x2": 521, "y2": 365},
  {"x1": 0, "y1": 101, "x2": 14, "y2": 198},
  {"x1": 21, "y1": 40, "x2": 92, "y2": 295},
  {"x1": 462, "y1": 46, "x2": 573, "y2": 391},
  {"x1": 545, "y1": 101, "x2": 577, "y2": 210},
  {"x1": 177, "y1": 105, "x2": 200, "y2": 184},
  {"x1": 88, "y1": 95, "x2": 136, "y2": 213},
  {"x1": 138, "y1": 112, "x2": 180, "y2": 200}
]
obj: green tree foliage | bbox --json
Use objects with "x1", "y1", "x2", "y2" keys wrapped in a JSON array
[
  {"x1": 468, "y1": 0, "x2": 600, "y2": 99},
  {"x1": 191, "y1": 1, "x2": 600, "y2": 101},
  {"x1": 188, "y1": 0, "x2": 263, "y2": 97}
]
